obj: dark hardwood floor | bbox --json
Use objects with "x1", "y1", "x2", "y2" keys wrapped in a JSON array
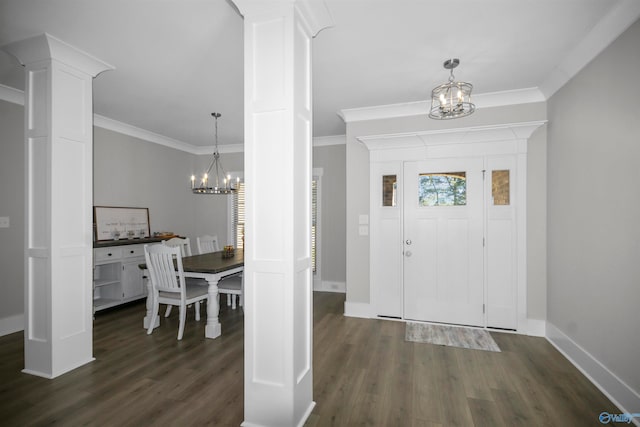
[{"x1": 0, "y1": 292, "x2": 622, "y2": 426}]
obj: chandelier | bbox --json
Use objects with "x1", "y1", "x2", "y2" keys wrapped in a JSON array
[
  {"x1": 191, "y1": 112, "x2": 238, "y2": 195},
  {"x1": 429, "y1": 58, "x2": 475, "y2": 120}
]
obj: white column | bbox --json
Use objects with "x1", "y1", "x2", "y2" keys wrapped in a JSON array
[
  {"x1": 2, "y1": 34, "x2": 113, "y2": 378},
  {"x1": 232, "y1": 1, "x2": 332, "y2": 426}
]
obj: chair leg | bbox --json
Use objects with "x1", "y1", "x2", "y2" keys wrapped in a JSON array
[
  {"x1": 165, "y1": 305, "x2": 172, "y2": 317},
  {"x1": 177, "y1": 304, "x2": 186, "y2": 340},
  {"x1": 195, "y1": 300, "x2": 201, "y2": 321},
  {"x1": 227, "y1": 293, "x2": 231, "y2": 307},
  {"x1": 231, "y1": 294, "x2": 237, "y2": 310},
  {"x1": 147, "y1": 294, "x2": 159, "y2": 335}
]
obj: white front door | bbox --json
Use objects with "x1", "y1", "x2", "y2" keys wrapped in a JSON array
[{"x1": 403, "y1": 158, "x2": 485, "y2": 327}]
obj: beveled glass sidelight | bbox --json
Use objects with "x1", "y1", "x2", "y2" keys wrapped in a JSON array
[
  {"x1": 382, "y1": 175, "x2": 397, "y2": 207},
  {"x1": 492, "y1": 170, "x2": 510, "y2": 205},
  {"x1": 418, "y1": 172, "x2": 466, "y2": 206}
]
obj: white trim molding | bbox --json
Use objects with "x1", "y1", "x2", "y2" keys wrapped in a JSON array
[
  {"x1": 546, "y1": 322, "x2": 640, "y2": 423},
  {"x1": 2, "y1": 33, "x2": 114, "y2": 77},
  {"x1": 93, "y1": 115, "x2": 200, "y2": 154},
  {"x1": 539, "y1": 0, "x2": 640, "y2": 99},
  {"x1": 338, "y1": 88, "x2": 545, "y2": 124},
  {"x1": 526, "y1": 319, "x2": 546, "y2": 337},
  {"x1": 358, "y1": 121, "x2": 547, "y2": 153},
  {"x1": 0, "y1": 86, "x2": 346, "y2": 155},
  {"x1": 313, "y1": 134, "x2": 346, "y2": 147},
  {"x1": 314, "y1": 281, "x2": 345, "y2": 293},
  {"x1": 0, "y1": 83, "x2": 24, "y2": 105},
  {"x1": 344, "y1": 301, "x2": 373, "y2": 318},
  {"x1": 0, "y1": 314, "x2": 24, "y2": 337}
]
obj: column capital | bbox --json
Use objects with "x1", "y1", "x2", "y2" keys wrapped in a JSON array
[
  {"x1": 232, "y1": 0, "x2": 333, "y2": 37},
  {"x1": 1, "y1": 33, "x2": 114, "y2": 77}
]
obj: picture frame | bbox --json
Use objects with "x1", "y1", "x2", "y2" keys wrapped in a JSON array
[{"x1": 94, "y1": 206, "x2": 150, "y2": 242}]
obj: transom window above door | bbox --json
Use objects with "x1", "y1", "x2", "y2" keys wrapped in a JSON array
[{"x1": 418, "y1": 172, "x2": 467, "y2": 206}]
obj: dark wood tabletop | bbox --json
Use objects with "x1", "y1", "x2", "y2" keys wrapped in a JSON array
[{"x1": 139, "y1": 249, "x2": 244, "y2": 274}]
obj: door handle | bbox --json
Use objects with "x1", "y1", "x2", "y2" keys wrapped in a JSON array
[
  {"x1": 405, "y1": 239, "x2": 412, "y2": 245},
  {"x1": 405, "y1": 250, "x2": 412, "y2": 257}
]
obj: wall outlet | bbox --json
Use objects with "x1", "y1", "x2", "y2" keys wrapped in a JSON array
[{"x1": 0, "y1": 217, "x2": 9, "y2": 228}]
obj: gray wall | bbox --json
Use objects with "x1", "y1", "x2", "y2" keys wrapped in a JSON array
[
  {"x1": 94, "y1": 129, "x2": 346, "y2": 279},
  {"x1": 94, "y1": 127, "x2": 202, "y2": 241},
  {"x1": 314, "y1": 144, "x2": 346, "y2": 284},
  {"x1": 547, "y1": 19, "x2": 640, "y2": 392},
  {"x1": 345, "y1": 103, "x2": 549, "y2": 321},
  {"x1": 0, "y1": 100, "x2": 25, "y2": 321},
  {"x1": 94, "y1": 127, "x2": 241, "y2": 246}
]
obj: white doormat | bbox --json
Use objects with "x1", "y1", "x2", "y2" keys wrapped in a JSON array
[{"x1": 405, "y1": 322, "x2": 501, "y2": 352}]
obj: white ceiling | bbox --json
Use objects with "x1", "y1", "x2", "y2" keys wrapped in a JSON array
[{"x1": 0, "y1": 0, "x2": 638, "y2": 150}]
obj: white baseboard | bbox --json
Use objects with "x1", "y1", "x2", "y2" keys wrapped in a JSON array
[
  {"x1": 0, "y1": 313, "x2": 24, "y2": 337},
  {"x1": 313, "y1": 281, "x2": 346, "y2": 293},
  {"x1": 546, "y1": 322, "x2": 640, "y2": 425},
  {"x1": 526, "y1": 318, "x2": 546, "y2": 337},
  {"x1": 343, "y1": 301, "x2": 372, "y2": 318}
]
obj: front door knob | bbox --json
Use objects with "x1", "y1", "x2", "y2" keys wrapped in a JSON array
[{"x1": 405, "y1": 239, "x2": 412, "y2": 245}]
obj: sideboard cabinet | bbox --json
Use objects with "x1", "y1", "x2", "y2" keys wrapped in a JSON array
[{"x1": 93, "y1": 242, "x2": 149, "y2": 311}]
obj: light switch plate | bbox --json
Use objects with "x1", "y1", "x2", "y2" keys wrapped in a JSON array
[
  {"x1": 0, "y1": 217, "x2": 9, "y2": 228},
  {"x1": 358, "y1": 214, "x2": 369, "y2": 225}
]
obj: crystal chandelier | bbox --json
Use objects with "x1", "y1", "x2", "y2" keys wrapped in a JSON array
[
  {"x1": 429, "y1": 58, "x2": 475, "y2": 120},
  {"x1": 191, "y1": 112, "x2": 238, "y2": 195}
]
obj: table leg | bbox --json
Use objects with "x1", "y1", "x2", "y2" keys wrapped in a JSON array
[
  {"x1": 142, "y1": 272, "x2": 160, "y2": 330},
  {"x1": 205, "y1": 277, "x2": 222, "y2": 339}
]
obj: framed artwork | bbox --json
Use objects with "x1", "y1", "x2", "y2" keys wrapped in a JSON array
[{"x1": 94, "y1": 206, "x2": 150, "y2": 241}]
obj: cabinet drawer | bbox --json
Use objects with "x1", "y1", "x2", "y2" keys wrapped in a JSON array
[
  {"x1": 94, "y1": 247, "x2": 123, "y2": 262},
  {"x1": 122, "y1": 245, "x2": 145, "y2": 259}
]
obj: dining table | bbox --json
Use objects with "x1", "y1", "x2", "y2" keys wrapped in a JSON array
[{"x1": 140, "y1": 249, "x2": 244, "y2": 339}]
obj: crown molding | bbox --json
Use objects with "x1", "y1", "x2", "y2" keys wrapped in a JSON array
[
  {"x1": 233, "y1": 0, "x2": 334, "y2": 37},
  {"x1": 0, "y1": 84, "x2": 24, "y2": 105},
  {"x1": 338, "y1": 100, "x2": 427, "y2": 123},
  {"x1": 473, "y1": 87, "x2": 546, "y2": 108},
  {"x1": 93, "y1": 115, "x2": 200, "y2": 154},
  {"x1": 338, "y1": 87, "x2": 545, "y2": 124},
  {"x1": 358, "y1": 121, "x2": 547, "y2": 151},
  {"x1": 1, "y1": 33, "x2": 114, "y2": 77},
  {"x1": 313, "y1": 135, "x2": 346, "y2": 147},
  {"x1": 1, "y1": 87, "x2": 343, "y2": 154},
  {"x1": 539, "y1": 0, "x2": 640, "y2": 98}
]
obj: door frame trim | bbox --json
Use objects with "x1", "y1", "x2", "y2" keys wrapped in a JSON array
[{"x1": 362, "y1": 121, "x2": 546, "y2": 333}]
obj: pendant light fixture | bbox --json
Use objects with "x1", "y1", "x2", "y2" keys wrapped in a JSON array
[
  {"x1": 191, "y1": 112, "x2": 238, "y2": 195},
  {"x1": 429, "y1": 58, "x2": 475, "y2": 120}
]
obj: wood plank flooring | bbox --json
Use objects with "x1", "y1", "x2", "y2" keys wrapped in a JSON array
[{"x1": 0, "y1": 292, "x2": 622, "y2": 426}]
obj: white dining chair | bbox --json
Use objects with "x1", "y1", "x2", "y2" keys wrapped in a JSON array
[
  {"x1": 218, "y1": 273, "x2": 243, "y2": 310},
  {"x1": 197, "y1": 234, "x2": 243, "y2": 310},
  {"x1": 144, "y1": 244, "x2": 209, "y2": 340},
  {"x1": 162, "y1": 236, "x2": 193, "y2": 257},
  {"x1": 196, "y1": 234, "x2": 220, "y2": 254},
  {"x1": 162, "y1": 237, "x2": 203, "y2": 317}
]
